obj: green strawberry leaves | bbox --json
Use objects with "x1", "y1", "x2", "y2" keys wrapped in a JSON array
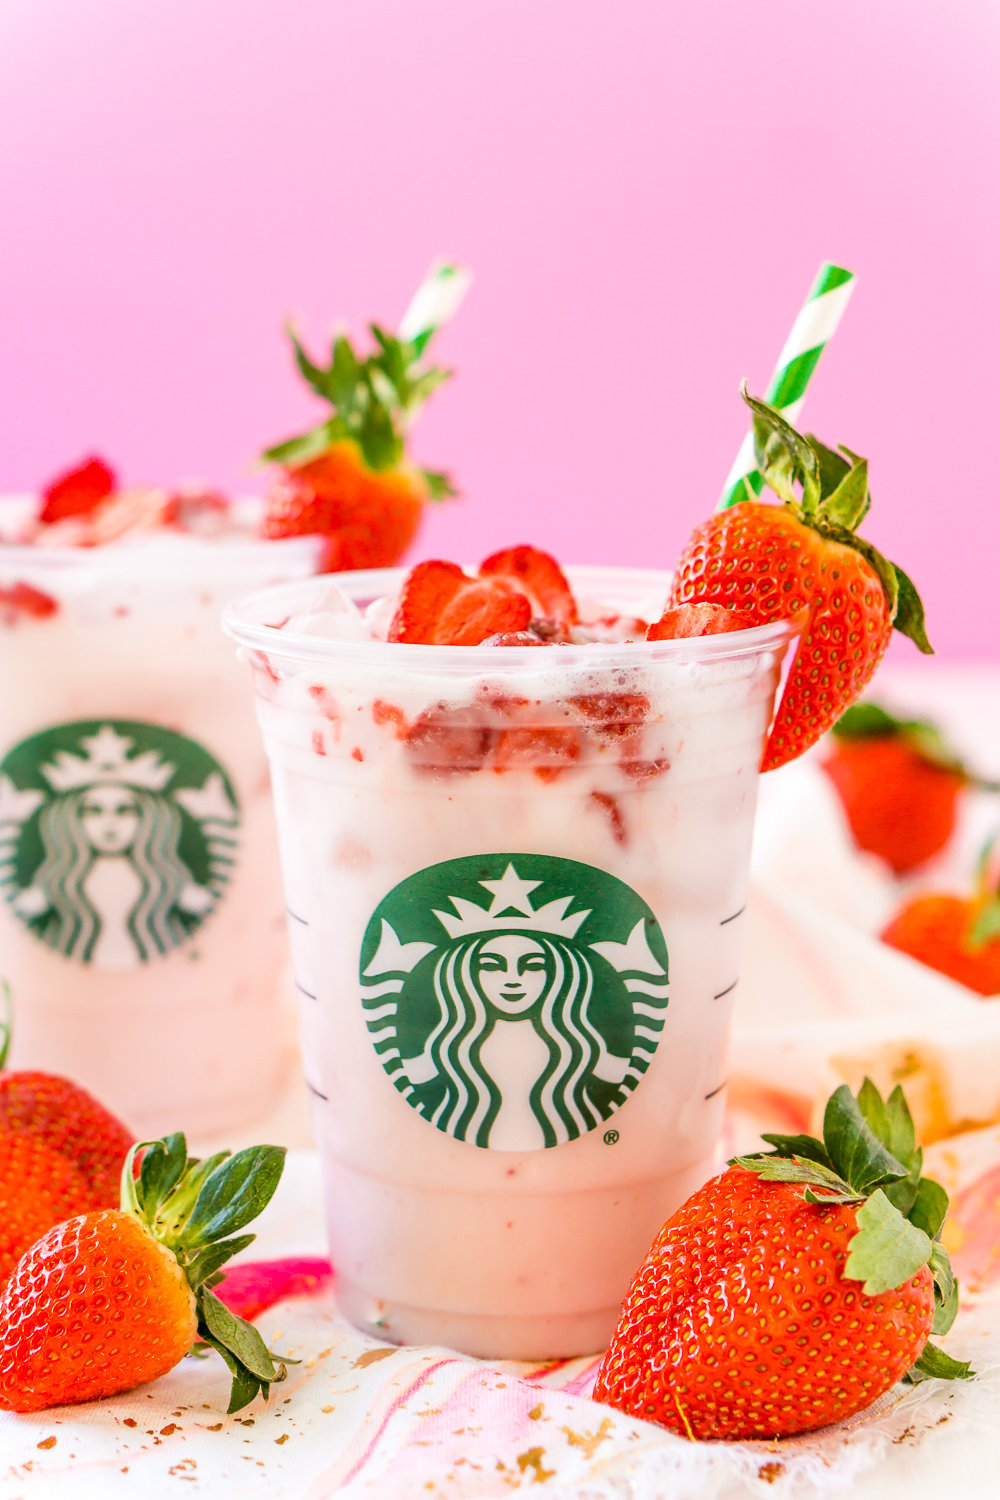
[
  {"x1": 967, "y1": 836, "x2": 1000, "y2": 949},
  {"x1": 121, "y1": 1134, "x2": 289, "y2": 1412},
  {"x1": 743, "y1": 387, "x2": 933, "y2": 654},
  {"x1": 970, "y1": 895, "x2": 1000, "y2": 949},
  {"x1": 734, "y1": 1078, "x2": 970, "y2": 1384},
  {"x1": 929, "y1": 1243, "x2": 959, "y2": 1335},
  {"x1": 262, "y1": 280, "x2": 462, "y2": 494},
  {"x1": 262, "y1": 417, "x2": 345, "y2": 469}
]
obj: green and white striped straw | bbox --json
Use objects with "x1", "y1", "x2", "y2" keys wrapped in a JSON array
[
  {"x1": 398, "y1": 259, "x2": 473, "y2": 354},
  {"x1": 717, "y1": 263, "x2": 856, "y2": 511}
]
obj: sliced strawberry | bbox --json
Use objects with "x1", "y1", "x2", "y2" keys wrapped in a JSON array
[
  {"x1": 214, "y1": 1257, "x2": 333, "y2": 1323},
  {"x1": 387, "y1": 560, "x2": 466, "y2": 644},
  {"x1": 404, "y1": 705, "x2": 495, "y2": 775},
  {"x1": 84, "y1": 489, "x2": 179, "y2": 545},
  {"x1": 593, "y1": 613, "x2": 649, "y2": 639},
  {"x1": 646, "y1": 603, "x2": 754, "y2": 640},
  {"x1": 38, "y1": 458, "x2": 116, "y2": 525},
  {"x1": 479, "y1": 546, "x2": 578, "y2": 627},
  {"x1": 591, "y1": 791, "x2": 627, "y2": 844},
  {"x1": 435, "y1": 579, "x2": 532, "y2": 646},
  {"x1": 494, "y1": 726, "x2": 581, "y2": 782}
]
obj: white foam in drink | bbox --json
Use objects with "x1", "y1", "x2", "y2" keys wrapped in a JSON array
[
  {"x1": 0, "y1": 501, "x2": 322, "y2": 1136},
  {"x1": 226, "y1": 565, "x2": 798, "y2": 1358}
]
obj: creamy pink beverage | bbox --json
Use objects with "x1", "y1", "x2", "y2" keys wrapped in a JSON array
[
  {"x1": 0, "y1": 490, "x2": 322, "y2": 1136},
  {"x1": 226, "y1": 566, "x2": 798, "y2": 1358}
]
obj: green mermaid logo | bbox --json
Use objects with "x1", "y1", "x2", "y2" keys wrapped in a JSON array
[
  {"x1": 360, "y1": 854, "x2": 670, "y2": 1150},
  {"x1": 0, "y1": 720, "x2": 239, "y2": 968}
]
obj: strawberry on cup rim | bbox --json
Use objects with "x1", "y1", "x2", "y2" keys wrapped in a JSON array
[
  {"x1": 259, "y1": 266, "x2": 468, "y2": 571},
  {"x1": 669, "y1": 386, "x2": 932, "y2": 771},
  {"x1": 0, "y1": 1133, "x2": 288, "y2": 1413},
  {"x1": 594, "y1": 1078, "x2": 970, "y2": 1442},
  {"x1": 224, "y1": 560, "x2": 804, "y2": 665}
]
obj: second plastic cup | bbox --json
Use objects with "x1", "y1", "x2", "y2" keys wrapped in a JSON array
[
  {"x1": 225, "y1": 566, "x2": 798, "y2": 1358},
  {"x1": 0, "y1": 518, "x2": 321, "y2": 1137}
]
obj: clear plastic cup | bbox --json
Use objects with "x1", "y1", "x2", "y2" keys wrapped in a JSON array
[
  {"x1": 225, "y1": 566, "x2": 800, "y2": 1358},
  {"x1": 0, "y1": 507, "x2": 322, "y2": 1137}
]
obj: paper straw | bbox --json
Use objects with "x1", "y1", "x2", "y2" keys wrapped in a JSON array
[
  {"x1": 398, "y1": 259, "x2": 473, "y2": 353},
  {"x1": 717, "y1": 263, "x2": 856, "y2": 511}
]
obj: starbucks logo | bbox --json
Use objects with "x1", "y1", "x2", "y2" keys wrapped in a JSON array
[
  {"x1": 0, "y1": 720, "x2": 240, "y2": 969},
  {"x1": 360, "y1": 854, "x2": 670, "y2": 1151}
]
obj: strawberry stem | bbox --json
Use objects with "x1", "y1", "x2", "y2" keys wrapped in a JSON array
[
  {"x1": 741, "y1": 388, "x2": 934, "y2": 655},
  {"x1": 830, "y1": 701, "x2": 996, "y2": 787},
  {"x1": 0, "y1": 981, "x2": 10, "y2": 1070}
]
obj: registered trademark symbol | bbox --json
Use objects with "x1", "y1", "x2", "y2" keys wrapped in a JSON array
[{"x1": 603, "y1": 1129, "x2": 620, "y2": 1145}]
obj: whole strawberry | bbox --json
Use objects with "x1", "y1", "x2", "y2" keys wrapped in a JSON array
[
  {"x1": 37, "y1": 456, "x2": 116, "y2": 525},
  {"x1": 0, "y1": 1133, "x2": 287, "y2": 1412},
  {"x1": 824, "y1": 702, "x2": 987, "y2": 874},
  {"x1": 881, "y1": 852, "x2": 1000, "y2": 995},
  {"x1": 669, "y1": 389, "x2": 932, "y2": 770},
  {"x1": 260, "y1": 262, "x2": 469, "y2": 569},
  {"x1": 0, "y1": 994, "x2": 134, "y2": 1207},
  {"x1": 594, "y1": 1080, "x2": 969, "y2": 1440}
]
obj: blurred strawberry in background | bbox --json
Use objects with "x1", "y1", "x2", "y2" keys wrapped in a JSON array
[
  {"x1": 261, "y1": 261, "x2": 470, "y2": 570},
  {"x1": 823, "y1": 701, "x2": 999, "y2": 875}
]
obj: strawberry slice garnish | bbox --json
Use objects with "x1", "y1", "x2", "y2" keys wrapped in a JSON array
[
  {"x1": 260, "y1": 269, "x2": 467, "y2": 569},
  {"x1": 823, "y1": 702, "x2": 986, "y2": 875},
  {"x1": 594, "y1": 1078, "x2": 970, "y2": 1440},
  {"x1": 404, "y1": 704, "x2": 495, "y2": 775},
  {"x1": 38, "y1": 458, "x2": 116, "y2": 525},
  {"x1": 479, "y1": 545, "x2": 578, "y2": 627},
  {"x1": 214, "y1": 1256, "x2": 333, "y2": 1323},
  {"x1": 388, "y1": 561, "x2": 532, "y2": 646},
  {"x1": 0, "y1": 1133, "x2": 287, "y2": 1413}
]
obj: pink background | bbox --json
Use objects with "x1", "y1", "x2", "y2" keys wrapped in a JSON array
[{"x1": 2, "y1": 0, "x2": 996, "y2": 658}]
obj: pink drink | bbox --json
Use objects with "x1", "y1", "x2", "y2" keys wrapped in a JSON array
[
  {"x1": 226, "y1": 566, "x2": 797, "y2": 1358},
  {"x1": 0, "y1": 498, "x2": 322, "y2": 1136}
]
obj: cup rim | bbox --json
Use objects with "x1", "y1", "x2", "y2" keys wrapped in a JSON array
[
  {"x1": 223, "y1": 564, "x2": 806, "y2": 667},
  {"x1": 0, "y1": 497, "x2": 322, "y2": 577}
]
